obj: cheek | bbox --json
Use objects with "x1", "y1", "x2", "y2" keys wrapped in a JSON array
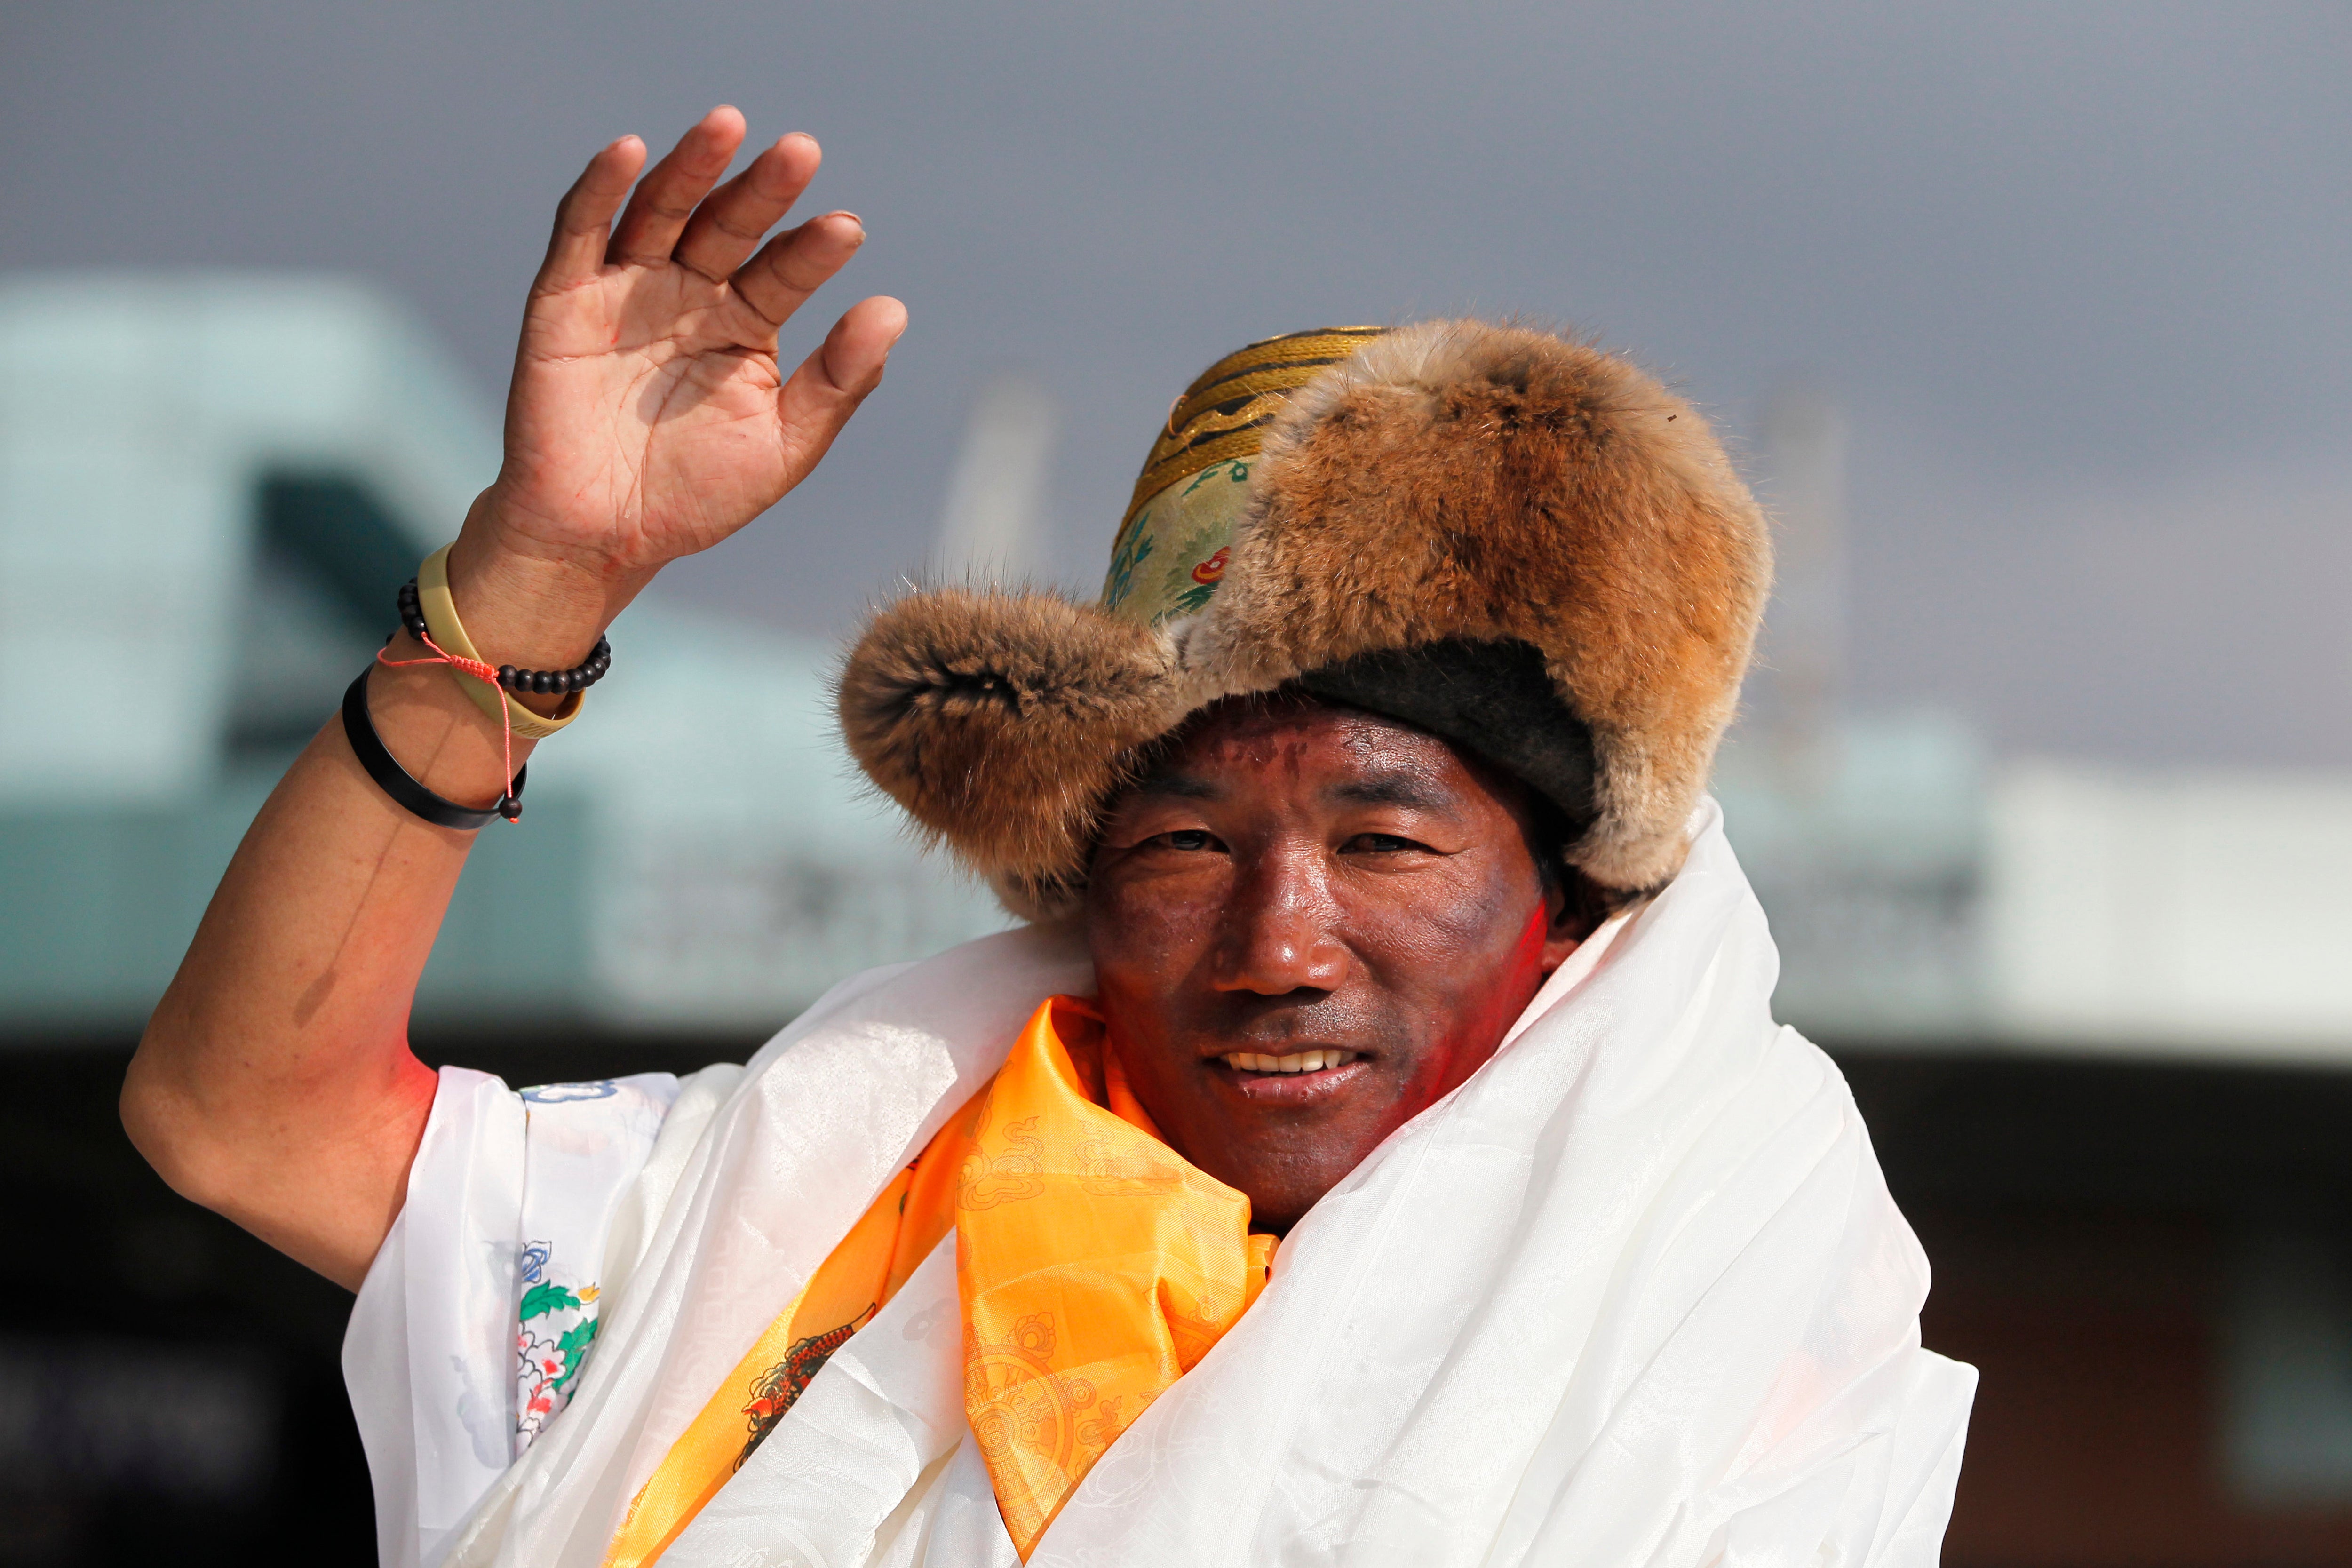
[
  {"x1": 1356, "y1": 865, "x2": 1548, "y2": 1052},
  {"x1": 1360, "y1": 860, "x2": 1532, "y2": 977},
  {"x1": 1086, "y1": 867, "x2": 1223, "y2": 998}
]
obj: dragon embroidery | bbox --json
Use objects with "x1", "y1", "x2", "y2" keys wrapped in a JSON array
[{"x1": 737, "y1": 1305, "x2": 877, "y2": 1469}]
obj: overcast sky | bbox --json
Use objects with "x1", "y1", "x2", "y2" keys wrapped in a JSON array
[{"x1": 4, "y1": 1, "x2": 2346, "y2": 765}]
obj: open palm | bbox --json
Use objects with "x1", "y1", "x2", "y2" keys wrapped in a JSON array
[{"x1": 487, "y1": 108, "x2": 903, "y2": 577}]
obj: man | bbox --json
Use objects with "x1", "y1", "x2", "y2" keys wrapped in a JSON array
[{"x1": 124, "y1": 108, "x2": 1973, "y2": 1568}]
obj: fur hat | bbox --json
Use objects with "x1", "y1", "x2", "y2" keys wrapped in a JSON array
[{"x1": 839, "y1": 318, "x2": 1771, "y2": 922}]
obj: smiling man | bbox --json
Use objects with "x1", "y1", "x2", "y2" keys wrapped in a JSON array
[{"x1": 124, "y1": 110, "x2": 1972, "y2": 1568}]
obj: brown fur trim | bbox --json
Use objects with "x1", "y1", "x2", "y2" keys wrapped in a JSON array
[
  {"x1": 838, "y1": 319, "x2": 1769, "y2": 915},
  {"x1": 837, "y1": 587, "x2": 1184, "y2": 922},
  {"x1": 1176, "y1": 320, "x2": 1768, "y2": 891}
]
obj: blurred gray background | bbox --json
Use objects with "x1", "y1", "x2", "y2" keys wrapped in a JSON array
[{"x1": 7, "y1": 0, "x2": 2346, "y2": 765}]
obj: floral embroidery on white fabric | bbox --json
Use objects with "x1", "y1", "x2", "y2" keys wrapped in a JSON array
[
  {"x1": 512, "y1": 1240, "x2": 602, "y2": 1455},
  {"x1": 492, "y1": 1075, "x2": 683, "y2": 1462},
  {"x1": 345, "y1": 1066, "x2": 689, "y2": 1566}
]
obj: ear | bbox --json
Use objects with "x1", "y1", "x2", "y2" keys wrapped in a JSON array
[{"x1": 1538, "y1": 864, "x2": 1608, "y2": 976}]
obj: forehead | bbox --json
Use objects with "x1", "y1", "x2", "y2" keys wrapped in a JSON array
[
  {"x1": 1164, "y1": 693, "x2": 1433, "y2": 758},
  {"x1": 1135, "y1": 695, "x2": 1522, "y2": 813}
]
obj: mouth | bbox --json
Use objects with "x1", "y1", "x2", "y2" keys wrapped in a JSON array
[
  {"x1": 1217, "y1": 1048, "x2": 1359, "y2": 1074},
  {"x1": 1210, "y1": 1047, "x2": 1370, "y2": 1104}
]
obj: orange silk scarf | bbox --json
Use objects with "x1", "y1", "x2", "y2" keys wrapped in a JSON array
[{"x1": 604, "y1": 995, "x2": 1275, "y2": 1566}]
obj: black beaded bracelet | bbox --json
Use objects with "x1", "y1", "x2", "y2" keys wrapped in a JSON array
[
  {"x1": 342, "y1": 664, "x2": 527, "y2": 828},
  {"x1": 397, "y1": 579, "x2": 612, "y2": 696}
]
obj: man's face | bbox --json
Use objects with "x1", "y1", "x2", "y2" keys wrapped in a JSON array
[{"x1": 1085, "y1": 695, "x2": 1588, "y2": 1234}]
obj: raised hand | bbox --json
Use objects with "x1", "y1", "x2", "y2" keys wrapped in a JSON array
[
  {"x1": 127, "y1": 109, "x2": 909, "y2": 1291},
  {"x1": 448, "y1": 107, "x2": 904, "y2": 660}
]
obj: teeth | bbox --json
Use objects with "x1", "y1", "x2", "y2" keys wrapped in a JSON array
[{"x1": 1221, "y1": 1050, "x2": 1359, "y2": 1074}]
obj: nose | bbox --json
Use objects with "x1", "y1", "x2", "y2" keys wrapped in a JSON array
[{"x1": 1209, "y1": 841, "x2": 1349, "y2": 995}]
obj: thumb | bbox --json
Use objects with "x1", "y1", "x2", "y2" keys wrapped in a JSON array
[{"x1": 775, "y1": 295, "x2": 907, "y2": 476}]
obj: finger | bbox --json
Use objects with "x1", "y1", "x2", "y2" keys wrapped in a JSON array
[
  {"x1": 730, "y1": 211, "x2": 866, "y2": 330},
  {"x1": 774, "y1": 296, "x2": 908, "y2": 476},
  {"x1": 606, "y1": 105, "x2": 747, "y2": 266},
  {"x1": 673, "y1": 133, "x2": 822, "y2": 282},
  {"x1": 537, "y1": 136, "x2": 648, "y2": 291}
]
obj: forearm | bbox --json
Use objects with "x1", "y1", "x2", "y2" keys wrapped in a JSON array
[{"x1": 124, "y1": 517, "x2": 635, "y2": 1287}]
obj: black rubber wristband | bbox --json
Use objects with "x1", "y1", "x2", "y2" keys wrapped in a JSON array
[{"x1": 341, "y1": 665, "x2": 527, "y2": 829}]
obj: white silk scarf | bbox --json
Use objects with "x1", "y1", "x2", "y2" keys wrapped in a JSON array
[{"x1": 395, "y1": 802, "x2": 1972, "y2": 1567}]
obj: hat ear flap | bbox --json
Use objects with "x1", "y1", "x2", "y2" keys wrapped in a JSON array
[{"x1": 838, "y1": 587, "x2": 1184, "y2": 899}]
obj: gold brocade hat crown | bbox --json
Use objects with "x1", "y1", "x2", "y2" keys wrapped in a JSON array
[
  {"x1": 840, "y1": 319, "x2": 1772, "y2": 922},
  {"x1": 1102, "y1": 327, "x2": 1389, "y2": 628}
]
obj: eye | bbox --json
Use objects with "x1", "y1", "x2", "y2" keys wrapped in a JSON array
[
  {"x1": 1343, "y1": 832, "x2": 1428, "y2": 854},
  {"x1": 1154, "y1": 828, "x2": 1219, "y2": 852}
]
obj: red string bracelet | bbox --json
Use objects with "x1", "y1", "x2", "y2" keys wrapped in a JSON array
[{"x1": 376, "y1": 633, "x2": 523, "y2": 823}]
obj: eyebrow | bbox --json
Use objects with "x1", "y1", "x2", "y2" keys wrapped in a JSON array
[
  {"x1": 1133, "y1": 772, "x2": 1220, "y2": 800},
  {"x1": 1327, "y1": 772, "x2": 1450, "y2": 811},
  {"x1": 1127, "y1": 769, "x2": 1453, "y2": 810}
]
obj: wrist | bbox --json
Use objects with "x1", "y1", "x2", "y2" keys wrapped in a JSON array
[{"x1": 445, "y1": 491, "x2": 657, "y2": 672}]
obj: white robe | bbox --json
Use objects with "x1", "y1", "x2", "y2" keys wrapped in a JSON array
[{"x1": 345, "y1": 802, "x2": 1976, "y2": 1568}]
